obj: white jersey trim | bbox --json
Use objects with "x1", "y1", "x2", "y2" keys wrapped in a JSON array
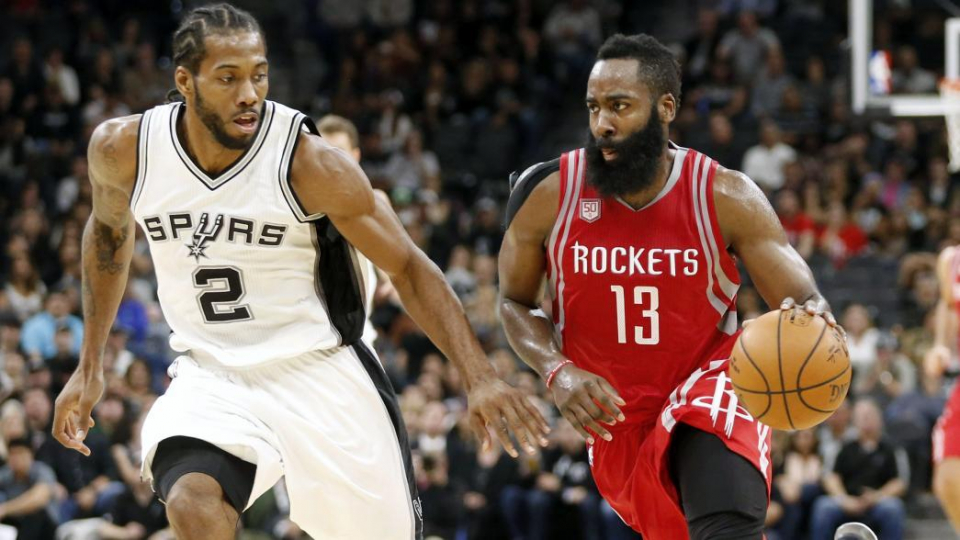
[
  {"x1": 130, "y1": 109, "x2": 152, "y2": 212},
  {"x1": 169, "y1": 101, "x2": 276, "y2": 191},
  {"x1": 554, "y1": 149, "x2": 586, "y2": 344},
  {"x1": 278, "y1": 113, "x2": 325, "y2": 222}
]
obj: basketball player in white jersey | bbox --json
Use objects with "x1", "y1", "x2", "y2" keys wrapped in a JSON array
[{"x1": 50, "y1": 4, "x2": 549, "y2": 539}]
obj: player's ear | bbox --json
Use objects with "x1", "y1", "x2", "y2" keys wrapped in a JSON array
[
  {"x1": 175, "y1": 67, "x2": 194, "y2": 98},
  {"x1": 658, "y1": 94, "x2": 677, "y2": 123}
]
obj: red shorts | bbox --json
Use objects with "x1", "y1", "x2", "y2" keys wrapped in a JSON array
[
  {"x1": 934, "y1": 382, "x2": 960, "y2": 463},
  {"x1": 588, "y1": 359, "x2": 773, "y2": 540}
]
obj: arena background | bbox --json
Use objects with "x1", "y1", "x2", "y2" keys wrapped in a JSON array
[{"x1": 0, "y1": 0, "x2": 957, "y2": 538}]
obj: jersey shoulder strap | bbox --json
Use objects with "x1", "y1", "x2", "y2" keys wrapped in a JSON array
[{"x1": 504, "y1": 157, "x2": 561, "y2": 230}]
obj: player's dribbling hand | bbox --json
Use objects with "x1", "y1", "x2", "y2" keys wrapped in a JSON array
[
  {"x1": 743, "y1": 297, "x2": 844, "y2": 337},
  {"x1": 52, "y1": 367, "x2": 104, "y2": 456},
  {"x1": 467, "y1": 378, "x2": 550, "y2": 458},
  {"x1": 781, "y1": 297, "x2": 842, "y2": 333},
  {"x1": 549, "y1": 364, "x2": 626, "y2": 444}
]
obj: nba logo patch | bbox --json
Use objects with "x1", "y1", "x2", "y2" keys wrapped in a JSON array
[{"x1": 580, "y1": 199, "x2": 601, "y2": 222}]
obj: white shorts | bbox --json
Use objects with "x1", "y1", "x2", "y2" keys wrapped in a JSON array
[{"x1": 140, "y1": 344, "x2": 422, "y2": 539}]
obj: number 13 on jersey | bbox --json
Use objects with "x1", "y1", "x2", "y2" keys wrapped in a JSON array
[{"x1": 610, "y1": 285, "x2": 659, "y2": 345}]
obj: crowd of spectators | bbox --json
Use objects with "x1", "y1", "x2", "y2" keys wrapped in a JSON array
[{"x1": 0, "y1": 0, "x2": 958, "y2": 539}]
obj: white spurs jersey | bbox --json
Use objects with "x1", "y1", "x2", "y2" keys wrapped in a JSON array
[{"x1": 131, "y1": 100, "x2": 376, "y2": 367}]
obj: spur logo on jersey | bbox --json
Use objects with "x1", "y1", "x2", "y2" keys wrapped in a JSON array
[
  {"x1": 580, "y1": 199, "x2": 601, "y2": 222},
  {"x1": 141, "y1": 212, "x2": 288, "y2": 257},
  {"x1": 570, "y1": 242, "x2": 699, "y2": 277},
  {"x1": 185, "y1": 213, "x2": 224, "y2": 262}
]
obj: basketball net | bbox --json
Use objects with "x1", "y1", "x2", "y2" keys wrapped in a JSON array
[{"x1": 940, "y1": 79, "x2": 960, "y2": 172}]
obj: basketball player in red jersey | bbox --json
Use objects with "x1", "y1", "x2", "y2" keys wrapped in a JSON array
[
  {"x1": 927, "y1": 245, "x2": 960, "y2": 532},
  {"x1": 500, "y1": 34, "x2": 841, "y2": 539}
]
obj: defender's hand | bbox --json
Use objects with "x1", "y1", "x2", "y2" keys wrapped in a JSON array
[
  {"x1": 467, "y1": 378, "x2": 550, "y2": 458},
  {"x1": 550, "y1": 364, "x2": 625, "y2": 444},
  {"x1": 52, "y1": 367, "x2": 104, "y2": 456}
]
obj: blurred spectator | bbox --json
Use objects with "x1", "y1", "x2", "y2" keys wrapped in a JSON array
[
  {"x1": 700, "y1": 112, "x2": 744, "y2": 169},
  {"x1": 683, "y1": 9, "x2": 722, "y2": 84},
  {"x1": 96, "y1": 480, "x2": 170, "y2": 540},
  {"x1": 0, "y1": 313, "x2": 22, "y2": 359},
  {"x1": 717, "y1": 10, "x2": 780, "y2": 84},
  {"x1": 460, "y1": 433, "x2": 522, "y2": 539},
  {"x1": 752, "y1": 47, "x2": 794, "y2": 117},
  {"x1": 418, "y1": 453, "x2": 461, "y2": 539},
  {"x1": 20, "y1": 291, "x2": 82, "y2": 362},
  {"x1": 891, "y1": 46, "x2": 937, "y2": 95},
  {"x1": 819, "y1": 399, "x2": 856, "y2": 474},
  {"x1": 115, "y1": 283, "x2": 149, "y2": 347},
  {"x1": 817, "y1": 202, "x2": 868, "y2": 268},
  {"x1": 121, "y1": 43, "x2": 169, "y2": 114},
  {"x1": 382, "y1": 129, "x2": 441, "y2": 191},
  {"x1": 0, "y1": 437, "x2": 57, "y2": 540},
  {"x1": 925, "y1": 156, "x2": 956, "y2": 209},
  {"x1": 777, "y1": 429, "x2": 823, "y2": 540},
  {"x1": 502, "y1": 419, "x2": 634, "y2": 540},
  {"x1": 857, "y1": 333, "x2": 917, "y2": 408},
  {"x1": 4, "y1": 37, "x2": 44, "y2": 112},
  {"x1": 47, "y1": 325, "x2": 80, "y2": 395},
  {"x1": 56, "y1": 155, "x2": 89, "y2": 216},
  {"x1": 775, "y1": 189, "x2": 816, "y2": 260},
  {"x1": 42, "y1": 48, "x2": 79, "y2": 107},
  {"x1": 742, "y1": 121, "x2": 797, "y2": 192},
  {"x1": 774, "y1": 85, "x2": 819, "y2": 145},
  {"x1": 801, "y1": 56, "x2": 831, "y2": 115},
  {"x1": 811, "y1": 399, "x2": 907, "y2": 540},
  {"x1": 4, "y1": 257, "x2": 46, "y2": 322},
  {"x1": 843, "y1": 304, "x2": 880, "y2": 393},
  {"x1": 543, "y1": 0, "x2": 602, "y2": 83},
  {"x1": 444, "y1": 246, "x2": 477, "y2": 300},
  {"x1": 122, "y1": 359, "x2": 157, "y2": 410}
]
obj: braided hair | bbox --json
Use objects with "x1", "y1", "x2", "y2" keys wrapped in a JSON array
[{"x1": 165, "y1": 3, "x2": 264, "y2": 102}]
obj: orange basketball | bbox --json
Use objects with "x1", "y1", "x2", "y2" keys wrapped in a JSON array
[{"x1": 729, "y1": 309, "x2": 851, "y2": 430}]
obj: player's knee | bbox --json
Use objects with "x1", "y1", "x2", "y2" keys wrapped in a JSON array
[
  {"x1": 687, "y1": 509, "x2": 765, "y2": 540},
  {"x1": 165, "y1": 473, "x2": 236, "y2": 527}
]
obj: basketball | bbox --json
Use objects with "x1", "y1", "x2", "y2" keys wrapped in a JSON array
[{"x1": 729, "y1": 309, "x2": 851, "y2": 431}]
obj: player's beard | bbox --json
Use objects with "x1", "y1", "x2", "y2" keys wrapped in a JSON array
[
  {"x1": 585, "y1": 104, "x2": 666, "y2": 199},
  {"x1": 194, "y1": 84, "x2": 254, "y2": 151}
]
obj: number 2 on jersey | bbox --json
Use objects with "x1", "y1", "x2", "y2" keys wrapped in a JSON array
[
  {"x1": 610, "y1": 285, "x2": 659, "y2": 345},
  {"x1": 193, "y1": 267, "x2": 253, "y2": 323}
]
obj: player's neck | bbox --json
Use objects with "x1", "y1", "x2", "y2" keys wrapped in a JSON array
[
  {"x1": 178, "y1": 107, "x2": 246, "y2": 175},
  {"x1": 616, "y1": 147, "x2": 676, "y2": 210}
]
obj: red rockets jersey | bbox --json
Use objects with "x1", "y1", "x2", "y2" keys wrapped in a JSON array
[
  {"x1": 546, "y1": 146, "x2": 741, "y2": 426},
  {"x1": 952, "y1": 247, "x2": 960, "y2": 325}
]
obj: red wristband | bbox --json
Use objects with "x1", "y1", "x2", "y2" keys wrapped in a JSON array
[{"x1": 545, "y1": 360, "x2": 573, "y2": 389}]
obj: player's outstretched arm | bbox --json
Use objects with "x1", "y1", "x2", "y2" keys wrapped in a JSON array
[
  {"x1": 290, "y1": 133, "x2": 549, "y2": 457},
  {"x1": 499, "y1": 172, "x2": 625, "y2": 444},
  {"x1": 714, "y1": 168, "x2": 837, "y2": 326},
  {"x1": 927, "y1": 247, "x2": 957, "y2": 378},
  {"x1": 53, "y1": 116, "x2": 139, "y2": 456}
]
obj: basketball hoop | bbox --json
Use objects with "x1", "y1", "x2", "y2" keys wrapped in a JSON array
[{"x1": 940, "y1": 78, "x2": 960, "y2": 172}]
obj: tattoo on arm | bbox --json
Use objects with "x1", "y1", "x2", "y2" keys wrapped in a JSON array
[{"x1": 93, "y1": 219, "x2": 129, "y2": 274}]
